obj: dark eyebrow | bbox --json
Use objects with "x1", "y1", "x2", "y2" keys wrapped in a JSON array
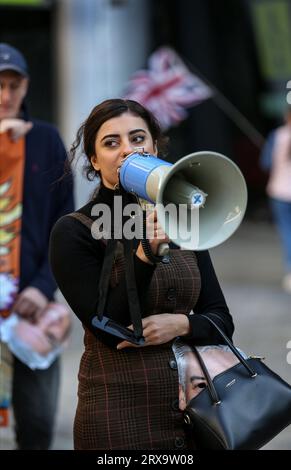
[
  {"x1": 100, "y1": 129, "x2": 146, "y2": 142},
  {"x1": 45, "y1": 332, "x2": 58, "y2": 347},
  {"x1": 129, "y1": 129, "x2": 146, "y2": 135},
  {"x1": 190, "y1": 375, "x2": 205, "y2": 382},
  {"x1": 101, "y1": 134, "x2": 118, "y2": 142}
]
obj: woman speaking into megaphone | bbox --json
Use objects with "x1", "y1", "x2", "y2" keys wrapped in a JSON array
[{"x1": 49, "y1": 99, "x2": 235, "y2": 450}]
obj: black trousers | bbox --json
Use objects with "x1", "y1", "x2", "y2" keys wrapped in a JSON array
[{"x1": 12, "y1": 355, "x2": 60, "y2": 450}]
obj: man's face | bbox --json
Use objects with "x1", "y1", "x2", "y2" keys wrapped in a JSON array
[{"x1": 0, "y1": 70, "x2": 28, "y2": 120}]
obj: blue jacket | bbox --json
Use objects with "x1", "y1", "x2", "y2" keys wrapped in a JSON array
[
  {"x1": 260, "y1": 130, "x2": 275, "y2": 172},
  {"x1": 20, "y1": 119, "x2": 74, "y2": 299}
]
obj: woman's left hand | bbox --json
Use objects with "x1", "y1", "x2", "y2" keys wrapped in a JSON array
[
  {"x1": 0, "y1": 118, "x2": 33, "y2": 141},
  {"x1": 116, "y1": 313, "x2": 190, "y2": 350}
]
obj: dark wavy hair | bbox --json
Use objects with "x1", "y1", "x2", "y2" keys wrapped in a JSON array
[{"x1": 69, "y1": 98, "x2": 169, "y2": 181}]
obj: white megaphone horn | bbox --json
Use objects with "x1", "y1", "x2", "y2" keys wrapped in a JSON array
[{"x1": 119, "y1": 150, "x2": 247, "y2": 251}]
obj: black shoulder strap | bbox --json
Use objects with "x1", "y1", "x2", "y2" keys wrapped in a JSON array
[
  {"x1": 123, "y1": 238, "x2": 143, "y2": 339},
  {"x1": 67, "y1": 212, "x2": 94, "y2": 230},
  {"x1": 68, "y1": 211, "x2": 143, "y2": 340}
]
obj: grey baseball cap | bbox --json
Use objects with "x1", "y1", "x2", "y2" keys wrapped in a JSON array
[{"x1": 0, "y1": 43, "x2": 29, "y2": 77}]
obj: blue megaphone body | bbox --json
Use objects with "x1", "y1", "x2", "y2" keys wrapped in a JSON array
[{"x1": 119, "y1": 150, "x2": 247, "y2": 251}]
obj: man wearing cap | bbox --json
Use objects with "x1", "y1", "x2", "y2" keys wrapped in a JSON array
[{"x1": 0, "y1": 43, "x2": 74, "y2": 449}]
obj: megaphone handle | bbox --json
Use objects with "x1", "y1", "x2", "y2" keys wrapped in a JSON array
[{"x1": 157, "y1": 243, "x2": 170, "y2": 257}]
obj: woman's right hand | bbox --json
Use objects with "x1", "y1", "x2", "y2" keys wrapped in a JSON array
[{"x1": 135, "y1": 209, "x2": 169, "y2": 264}]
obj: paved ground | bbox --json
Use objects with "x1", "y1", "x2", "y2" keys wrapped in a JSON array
[{"x1": 1, "y1": 219, "x2": 290, "y2": 450}]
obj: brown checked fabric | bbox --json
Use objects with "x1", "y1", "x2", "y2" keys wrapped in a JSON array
[{"x1": 74, "y1": 249, "x2": 201, "y2": 450}]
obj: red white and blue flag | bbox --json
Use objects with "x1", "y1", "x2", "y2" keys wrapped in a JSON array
[{"x1": 123, "y1": 47, "x2": 213, "y2": 130}]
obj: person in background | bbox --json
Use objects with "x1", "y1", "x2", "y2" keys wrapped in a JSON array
[
  {"x1": 0, "y1": 43, "x2": 74, "y2": 449},
  {"x1": 49, "y1": 98, "x2": 234, "y2": 450},
  {"x1": 260, "y1": 106, "x2": 291, "y2": 294}
]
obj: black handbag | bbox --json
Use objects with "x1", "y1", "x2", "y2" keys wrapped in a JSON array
[{"x1": 184, "y1": 315, "x2": 291, "y2": 450}]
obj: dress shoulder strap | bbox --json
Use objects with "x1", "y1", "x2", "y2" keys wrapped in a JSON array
[{"x1": 67, "y1": 212, "x2": 93, "y2": 230}]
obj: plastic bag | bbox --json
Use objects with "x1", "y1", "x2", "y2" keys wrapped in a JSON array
[{"x1": 0, "y1": 302, "x2": 71, "y2": 370}]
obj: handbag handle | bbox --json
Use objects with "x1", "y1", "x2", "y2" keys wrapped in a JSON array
[{"x1": 192, "y1": 315, "x2": 258, "y2": 405}]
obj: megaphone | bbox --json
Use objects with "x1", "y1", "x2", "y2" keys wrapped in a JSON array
[{"x1": 119, "y1": 150, "x2": 247, "y2": 251}]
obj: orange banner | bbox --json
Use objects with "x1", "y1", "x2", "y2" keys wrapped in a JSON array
[
  {"x1": 0, "y1": 131, "x2": 25, "y2": 317},
  {"x1": 0, "y1": 130, "x2": 25, "y2": 427}
]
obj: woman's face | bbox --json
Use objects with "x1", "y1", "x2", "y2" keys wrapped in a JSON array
[{"x1": 91, "y1": 112, "x2": 157, "y2": 189}]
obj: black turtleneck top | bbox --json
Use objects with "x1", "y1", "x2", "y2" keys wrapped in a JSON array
[{"x1": 49, "y1": 185, "x2": 234, "y2": 347}]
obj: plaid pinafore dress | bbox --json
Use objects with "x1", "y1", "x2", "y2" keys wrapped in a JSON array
[{"x1": 74, "y1": 248, "x2": 201, "y2": 450}]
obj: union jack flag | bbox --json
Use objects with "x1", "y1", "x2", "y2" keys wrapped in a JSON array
[{"x1": 123, "y1": 47, "x2": 213, "y2": 130}]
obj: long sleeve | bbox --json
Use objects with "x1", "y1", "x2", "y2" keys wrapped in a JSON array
[
  {"x1": 20, "y1": 121, "x2": 74, "y2": 299},
  {"x1": 187, "y1": 250, "x2": 234, "y2": 345},
  {"x1": 49, "y1": 215, "x2": 156, "y2": 345},
  {"x1": 29, "y1": 130, "x2": 74, "y2": 299}
]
